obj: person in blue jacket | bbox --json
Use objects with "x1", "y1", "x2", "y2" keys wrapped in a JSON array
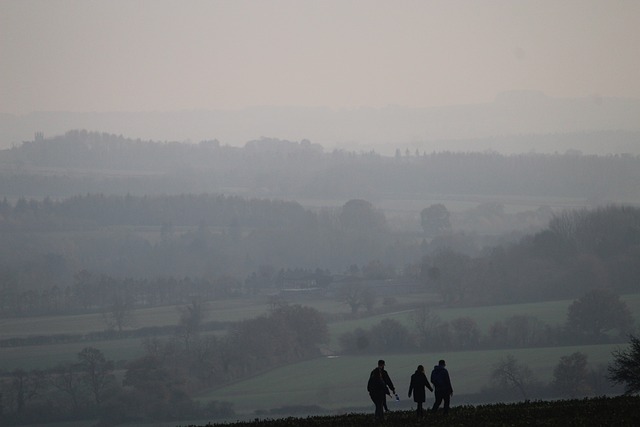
[{"x1": 430, "y1": 359, "x2": 453, "y2": 415}]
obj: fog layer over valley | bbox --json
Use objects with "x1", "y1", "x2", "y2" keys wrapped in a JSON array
[
  {"x1": 1, "y1": 129, "x2": 639, "y2": 425},
  {"x1": 2, "y1": 1, "x2": 640, "y2": 425}
]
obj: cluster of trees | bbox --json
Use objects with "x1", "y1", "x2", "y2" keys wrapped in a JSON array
[
  {"x1": 0, "y1": 193, "x2": 393, "y2": 289},
  {"x1": 481, "y1": 352, "x2": 608, "y2": 402},
  {"x1": 0, "y1": 270, "x2": 242, "y2": 317},
  {"x1": 418, "y1": 205, "x2": 640, "y2": 305},
  {"x1": 0, "y1": 192, "x2": 311, "y2": 228},
  {"x1": 339, "y1": 289, "x2": 634, "y2": 354},
  {"x1": 0, "y1": 346, "x2": 234, "y2": 426},
  {"x1": 484, "y1": 333, "x2": 640, "y2": 402},
  {"x1": 2, "y1": 130, "x2": 640, "y2": 203},
  {"x1": 0, "y1": 303, "x2": 327, "y2": 426},
  {"x1": 0, "y1": 265, "x2": 335, "y2": 318},
  {"x1": 2, "y1": 201, "x2": 638, "y2": 319}
]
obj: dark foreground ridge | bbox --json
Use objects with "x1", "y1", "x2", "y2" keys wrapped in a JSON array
[{"x1": 186, "y1": 396, "x2": 639, "y2": 426}]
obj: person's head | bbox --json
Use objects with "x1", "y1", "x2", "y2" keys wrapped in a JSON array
[
  {"x1": 438, "y1": 359, "x2": 446, "y2": 367},
  {"x1": 378, "y1": 359, "x2": 385, "y2": 369},
  {"x1": 417, "y1": 365, "x2": 424, "y2": 372}
]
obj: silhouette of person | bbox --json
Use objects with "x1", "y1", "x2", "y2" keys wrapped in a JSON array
[
  {"x1": 408, "y1": 364, "x2": 433, "y2": 419},
  {"x1": 367, "y1": 366, "x2": 390, "y2": 422},
  {"x1": 430, "y1": 359, "x2": 453, "y2": 415},
  {"x1": 371, "y1": 359, "x2": 396, "y2": 411}
]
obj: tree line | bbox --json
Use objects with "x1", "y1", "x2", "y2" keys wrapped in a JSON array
[
  {"x1": 0, "y1": 192, "x2": 311, "y2": 228},
  {"x1": 1, "y1": 201, "x2": 638, "y2": 318},
  {"x1": 0, "y1": 194, "x2": 391, "y2": 297},
  {"x1": 2, "y1": 130, "x2": 640, "y2": 202},
  {"x1": 0, "y1": 267, "x2": 331, "y2": 319},
  {"x1": 339, "y1": 288, "x2": 634, "y2": 355},
  {"x1": 417, "y1": 205, "x2": 640, "y2": 305},
  {"x1": 0, "y1": 303, "x2": 328, "y2": 426}
]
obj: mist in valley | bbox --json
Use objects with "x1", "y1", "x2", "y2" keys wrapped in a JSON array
[{"x1": 1, "y1": 1, "x2": 640, "y2": 425}]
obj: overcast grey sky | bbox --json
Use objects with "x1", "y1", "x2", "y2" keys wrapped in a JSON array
[{"x1": 1, "y1": 0, "x2": 639, "y2": 115}]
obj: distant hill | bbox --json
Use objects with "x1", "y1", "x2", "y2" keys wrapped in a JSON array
[
  {"x1": 1, "y1": 92, "x2": 640, "y2": 154},
  {"x1": 1, "y1": 130, "x2": 639, "y2": 204}
]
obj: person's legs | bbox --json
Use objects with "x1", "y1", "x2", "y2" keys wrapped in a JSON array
[
  {"x1": 416, "y1": 402, "x2": 423, "y2": 419},
  {"x1": 432, "y1": 390, "x2": 444, "y2": 413},
  {"x1": 370, "y1": 394, "x2": 379, "y2": 419},
  {"x1": 371, "y1": 394, "x2": 384, "y2": 421},
  {"x1": 443, "y1": 393, "x2": 450, "y2": 415},
  {"x1": 383, "y1": 395, "x2": 389, "y2": 412},
  {"x1": 376, "y1": 397, "x2": 385, "y2": 420}
]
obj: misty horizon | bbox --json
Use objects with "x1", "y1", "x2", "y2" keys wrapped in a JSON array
[
  {"x1": 2, "y1": 91, "x2": 640, "y2": 155},
  {"x1": 1, "y1": 2, "x2": 640, "y2": 424}
]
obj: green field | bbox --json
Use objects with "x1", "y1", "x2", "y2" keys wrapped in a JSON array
[
  {"x1": 0, "y1": 295, "x2": 359, "y2": 340},
  {"x1": 2, "y1": 292, "x2": 638, "y2": 421},
  {"x1": 0, "y1": 297, "x2": 268, "y2": 339},
  {"x1": 0, "y1": 337, "x2": 145, "y2": 371},
  {"x1": 198, "y1": 343, "x2": 623, "y2": 415},
  {"x1": 2, "y1": 293, "x2": 639, "y2": 372},
  {"x1": 326, "y1": 293, "x2": 640, "y2": 351}
]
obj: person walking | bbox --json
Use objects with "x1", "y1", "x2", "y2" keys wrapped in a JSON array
[
  {"x1": 430, "y1": 359, "x2": 453, "y2": 415},
  {"x1": 408, "y1": 364, "x2": 433, "y2": 420},
  {"x1": 368, "y1": 366, "x2": 390, "y2": 422},
  {"x1": 373, "y1": 359, "x2": 397, "y2": 412}
]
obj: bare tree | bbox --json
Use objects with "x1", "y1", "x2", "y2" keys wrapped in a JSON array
[
  {"x1": 337, "y1": 282, "x2": 365, "y2": 314},
  {"x1": 49, "y1": 362, "x2": 84, "y2": 410},
  {"x1": 411, "y1": 305, "x2": 443, "y2": 348},
  {"x1": 450, "y1": 317, "x2": 480, "y2": 349},
  {"x1": 77, "y1": 347, "x2": 114, "y2": 406},
  {"x1": 177, "y1": 300, "x2": 206, "y2": 354},
  {"x1": 6, "y1": 369, "x2": 45, "y2": 414},
  {"x1": 491, "y1": 355, "x2": 536, "y2": 400},
  {"x1": 102, "y1": 292, "x2": 135, "y2": 333}
]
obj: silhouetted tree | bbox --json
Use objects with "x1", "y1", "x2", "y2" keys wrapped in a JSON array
[
  {"x1": 552, "y1": 352, "x2": 591, "y2": 398},
  {"x1": 567, "y1": 289, "x2": 634, "y2": 339},
  {"x1": 49, "y1": 362, "x2": 84, "y2": 410},
  {"x1": 6, "y1": 369, "x2": 45, "y2": 414},
  {"x1": 177, "y1": 300, "x2": 206, "y2": 354},
  {"x1": 373, "y1": 318, "x2": 411, "y2": 351},
  {"x1": 488, "y1": 315, "x2": 549, "y2": 348},
  {"x1": 608, "y1": 334, "x2": 640, "y2": 395},
  {"x1": 77, "y1": 347, "x2": 114, "y2": 406},
  {"x1": 339, "y1": 199, "x2": 387, "y2": 234},
  {"x1": 491, "y1": 355, "x2": 537, "y2": 400},
  {"x1": 420, "y1": 204, "x2": 451, "y2": 237},
  {"x1": 411, "y1": 305, "x2": 445, "y2": 349},
  {"x1": 102, "y1": 292, "x2": 135, "y2": 332},
  {"x1": 337, "y1": 282, "x2": 368, "y2": 314},
  {"x1": 450, "y1": 317, "x2": 480, "y2": 349}
]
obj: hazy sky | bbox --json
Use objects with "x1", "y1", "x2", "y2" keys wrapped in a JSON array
[{"x1": 1, "y1": 0, "x2": 639, "y2": 115}]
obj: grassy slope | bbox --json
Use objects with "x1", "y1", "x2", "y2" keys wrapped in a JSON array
[
  {"x1": 193, "y1": 396, "x2": 640, "y2": 427},
  {"x1": 193, "y1": 293, "x2": 640, "y2": 416},
  {"x1": 2, "y1": 293, "x2": 638, "y2": 371},
  {"x1": 3, "y1": 292, "x2": 639, "y2": 417},
  {"x1": 197, "y1": 344, "x2": 623, "y2": 414}
]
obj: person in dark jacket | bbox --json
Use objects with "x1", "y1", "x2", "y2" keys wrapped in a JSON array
[
  {"x1": 408, "y1": 364, "x2": 433, "y2": 419},
  {"x1": 430, "y1": 359, "x2": 453, "y2": 415},
  {"x1": 371, "y1": 359, "x2": 396, "y2": 412},
  {"x1": 367, "y1": 367, "x2": 390, "y2": 422}
]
